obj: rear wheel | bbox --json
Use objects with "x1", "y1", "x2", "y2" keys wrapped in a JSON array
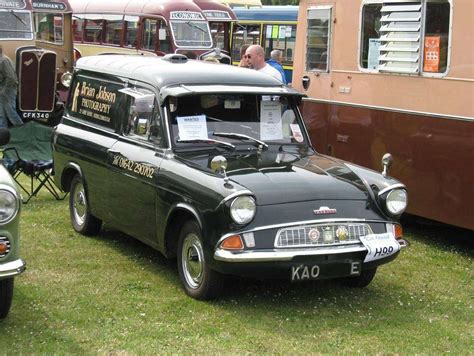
[
  {"x1": 0, "y1": 278, "x2": 14, "y2": 319},
  {"x1": 69, "y1": 174, "x2": 102, "y2": 235},
  {"x1": 177, "y1": 220, "x2": 224, "y2": 300},
  {"x1": 342, "y1": 268, "x2": 377, "y2": 288}
]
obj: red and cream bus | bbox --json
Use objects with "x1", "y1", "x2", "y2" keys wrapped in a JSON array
[
  {"x1": 1, "y1": 0, "x2": 74, "y2": 125},
  {"x1": 70, "y1": 0, "x2": 235, "y2": 61},
  {"x1": 193, "y1": 0, "x2": 236, "y2": 55},
  {"x1": 292, "y1": 0, "x2": 473, "y2": 230}
]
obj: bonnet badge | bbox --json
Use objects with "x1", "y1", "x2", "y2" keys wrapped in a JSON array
[{"x1": 313, "y1": 206, "x2": 337, "y2": 215}]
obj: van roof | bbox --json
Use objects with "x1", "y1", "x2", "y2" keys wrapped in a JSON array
[{"x1": 75, "y1": 55, "x2": 289, "y2": 90}]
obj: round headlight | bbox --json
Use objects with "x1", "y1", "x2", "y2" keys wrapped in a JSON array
[
  {"x1": 0, "y1": 189, "x2": 19, "y2": 224},
  {"x1": 60, "y1": 72, "x2": 72, "y2": 88},
  {"x1": 386, "y1": 189, "x2": 408, "y2": 215},
  {"x1": 230, "y1": 196, "x2": 256, "y2": 225}
]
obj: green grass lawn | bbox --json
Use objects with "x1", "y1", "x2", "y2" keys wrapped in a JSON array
[{"x1": 1, "y1": 188, "x2": 473, "y2": 353}]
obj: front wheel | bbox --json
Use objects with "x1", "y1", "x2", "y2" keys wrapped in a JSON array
[
  {"x1": 69, "y1": 174, "x2": 102, "y2": 235},
  {"x1": 177, "y1": 220, "x2": 224, "y2": 300},
  {"x1": 0, "y1": 278, "x2": 14, "y2": 319},
  {"x1": 342, "y1": 268, "x2": 377, "y2": 288}
]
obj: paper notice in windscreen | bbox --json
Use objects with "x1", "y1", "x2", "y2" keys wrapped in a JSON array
[
  {"x1": 177, "y1": 115, "x2": 208, "y2": 140},
  {"x1": 260, "y1": 101, "x2": 282, "y2": 140}
]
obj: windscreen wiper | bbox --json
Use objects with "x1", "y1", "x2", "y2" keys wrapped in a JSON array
[
  {"x1": 213, "y1": 132, "x2": 268, "y2": 151},
  {"x1": 185, "y1": 21, "x2": 206, "y2": 34},
  {"x1": 178, "y1": 138, "x2": 235, "y2": 151},
  {"x1": 10, "y1": 10, "x2": 26, "y2": 26}
]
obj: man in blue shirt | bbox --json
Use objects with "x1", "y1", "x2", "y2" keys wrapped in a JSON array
[{"x1": 266, "y1": 49, "x2": 287, "y2": 85}]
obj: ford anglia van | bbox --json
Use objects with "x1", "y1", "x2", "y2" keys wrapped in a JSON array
[{"x1": 53, "y1": 55, "x2": 408, "y2": 299}]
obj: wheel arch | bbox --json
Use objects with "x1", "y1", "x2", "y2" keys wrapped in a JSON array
[
  {"x1": 163, "y1": 203, "x2": 203, "y2": 259},
  {"x1": 60, "y1": 162, "x2": 83, "y2": 192}
]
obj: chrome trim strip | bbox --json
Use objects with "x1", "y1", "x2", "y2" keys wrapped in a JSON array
[
  {"x1": 214, "y1": 245, "x2": 368, "y2": 262},
  {"x1": 0, "y1": 259, "x2": 26, "y2": 278},
  {"x1": 214, "y1": 218, "x2": 392, "y2": 250},
  {"x1": 219, "y1": 190, "x2": 254, "y2": 206},
  {"x1": 174, "y1": 203, "x2": 203, "y2": 229},
  {"x1": 274, "y1": 222, "x2": 372, "y2": 248},
  {"x1": 239, "y1": 218, "x2": 389, "y2": 235},
  {"x1": 378, "y1": 183, "x2": 407, "y2": 197},
  {"x1": 302, "y1": 98, "x2": 474, "y2": 122}
]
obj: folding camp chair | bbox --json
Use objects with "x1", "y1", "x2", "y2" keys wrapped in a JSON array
[
  {"x1": 1, "y1": 122, "x2": 66, "y2": 203},
  {"x1": 0, "y1": 129, "x2": 21, "y2": 179}
]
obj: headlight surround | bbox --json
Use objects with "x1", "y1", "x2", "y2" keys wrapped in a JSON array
[
  {"x1": 60, "y1": 71, "x2": 72, "y2": 88},
  {"x1": 230, "y1": 196, "x2": 256, "y2": 225},
  {"x1": 385, "y1": 188, "x2": 408, "y2": 215},
  {"x1": 0, "y1": 189, "x2": 20, "y2": 224}
]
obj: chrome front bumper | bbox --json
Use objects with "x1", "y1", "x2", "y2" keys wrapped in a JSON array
[
  {"x1": 214, "y1": 239, "x2": 408, "y2": 263},
  {"x1": 0, "y1": 259, "x2": 26, "y2": 278}
]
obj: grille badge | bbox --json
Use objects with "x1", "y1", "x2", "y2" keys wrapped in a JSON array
[{"x1": 308, "y1": 228, "x2": 320, "y2": 242}]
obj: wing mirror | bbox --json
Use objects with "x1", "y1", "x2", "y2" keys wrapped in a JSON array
[{"x1": 382, "y1": 153, "x2": 393, "y2": 178}]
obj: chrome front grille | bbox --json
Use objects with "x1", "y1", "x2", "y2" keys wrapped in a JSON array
[
  {"x1": 275, "y1": 223, "x2": 372, "y2": 248},
  {"x1": 0, "y1": 236, "x2": 11, "y2": 257}
]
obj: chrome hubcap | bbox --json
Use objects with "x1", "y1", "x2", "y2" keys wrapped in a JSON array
[
  {"x1": 72, "y1": 182, "x2": 86, "y2": 226},
  {"x1": 182, "y1": 233, "x2": 204, "y2": 289}
]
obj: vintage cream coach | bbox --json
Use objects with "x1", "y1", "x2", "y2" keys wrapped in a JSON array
[{"x1": 53, "y1": 54, "x2": 408, "y2": 299}]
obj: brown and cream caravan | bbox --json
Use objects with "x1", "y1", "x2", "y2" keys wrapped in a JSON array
[
  {"x1": 1, "y1": 0, "x2": 74, "y2": 125},
  {"x1": 292, "y1": 0, "x2": 473, "y2": 230}
]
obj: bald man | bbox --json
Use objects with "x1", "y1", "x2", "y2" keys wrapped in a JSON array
[{"x1": 245, "y1": 45, "x2": 283, "y2": 83}]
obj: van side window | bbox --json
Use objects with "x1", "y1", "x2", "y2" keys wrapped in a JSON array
[{"x1": 124, "y1": 88, "x2": 164, "y2": 146}]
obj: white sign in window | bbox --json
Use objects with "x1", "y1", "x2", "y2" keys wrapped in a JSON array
[
  {"x1": 177, "y1": 115, "x2": 208, "y2": 140},
  {"x1": 260, "y1": 101, "x2": 282, "y2": 141}
]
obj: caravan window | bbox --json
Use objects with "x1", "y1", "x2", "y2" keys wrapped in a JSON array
[
  {"x1": 359, "y1": 0, "x2": 451, "y2": 75},
  {"x1": 305, "y1": 7, "x2": 332, "y2": 72}
]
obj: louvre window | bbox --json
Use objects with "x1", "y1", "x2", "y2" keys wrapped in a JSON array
[{"x1": 360, "y1": 0, "x2": 451, "y2": 75}]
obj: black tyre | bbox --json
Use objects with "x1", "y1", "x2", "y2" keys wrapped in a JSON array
[
  {"x1": 342, "y1": 268, "x2": 377, "y2": 288},
  {"x1": 0, "y1": 278, "x2": 14, "y2": 319},
  {"x1": 69, "y1": 174, "x2": 102, "y2": 235},
  {"x1": 177, "y1": 220, "x2": 224, "y2": 300}
]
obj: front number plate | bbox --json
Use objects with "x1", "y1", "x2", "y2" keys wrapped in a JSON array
[
  {"x1": 291, "y1": 265, "x2": 321, "y2": 281},
  {"x1": 291, "y1": 261, "x2": 361, "y2": 281}
]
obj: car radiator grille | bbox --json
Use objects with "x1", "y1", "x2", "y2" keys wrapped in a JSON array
[{"x1": 275, "y1": 223, "x2": 372, "y2": 248}]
